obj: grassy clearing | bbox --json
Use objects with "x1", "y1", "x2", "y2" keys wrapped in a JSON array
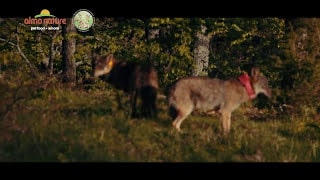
[{"x1": 0, "y1": 80, "x2": 319, "y2": 162}]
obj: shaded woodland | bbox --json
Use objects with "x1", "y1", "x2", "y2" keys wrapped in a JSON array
[{"x1": 0, "y1": 18, "x2": 320, "y2": 161}]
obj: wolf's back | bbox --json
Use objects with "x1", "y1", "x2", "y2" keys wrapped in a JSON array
[
  {"x1": 168, "y1": 77, "x2": 223, "y2": 118},
  {"x1": 168, "y1": 77, "x2": 222, "y2": 100}
]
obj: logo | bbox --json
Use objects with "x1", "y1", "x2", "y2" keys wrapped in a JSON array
[
  {"x1": 24, "y1": 9, "x2": 67, "y2": 31},
  {"x1": 35, "y1": 9, "x2": 55, "y2": 18},
  {"x1": 72, "y1": 9, "x2": 95, "y2": 32}
]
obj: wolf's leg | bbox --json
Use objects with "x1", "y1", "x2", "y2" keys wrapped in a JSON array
[
  {"x1": 141, "y1": 86, "x2": 157, "y2": 118},
  {"x1": 220, "y1": 111, "x2": 231, "y2": 135},
  {"x1": 116, "y1": 91, "x2": 124, "y2": 110},
  {"x1": 149, "y1": 99, "x2": 157, "y2": 118},
  {"x1": 172, "y1": 106, "x2": 193, "y2": 132},
  {"x1": 130, "y1": 91, "x2": 138, "y2": 118}
]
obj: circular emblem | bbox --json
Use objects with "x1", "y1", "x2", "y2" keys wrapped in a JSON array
[{"x1": 72, "y1": 9, "x2": 95, "y2": 32}]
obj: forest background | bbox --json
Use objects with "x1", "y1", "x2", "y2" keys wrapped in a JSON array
[{"x1": 0, "y1": 18, "x2": 319, "y2": 162}]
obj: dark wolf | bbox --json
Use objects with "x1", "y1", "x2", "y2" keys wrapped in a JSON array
[
  {"x1": 168, "y1": 67, "x2": 272, "y2": 135},
  {"x1": 93, "y1": 54, "x2": 158, "y2": 118}
]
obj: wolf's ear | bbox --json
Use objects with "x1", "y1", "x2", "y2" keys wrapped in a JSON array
[
  {"x1": 251, "y1": 67, "x2": 261, "y2": 78},
  {"x1": 106, "y1": 54, "x2": 114, "y2": 61},
  {"x1": 106, "y1": 54, "x2": 115, "y2": 69}
]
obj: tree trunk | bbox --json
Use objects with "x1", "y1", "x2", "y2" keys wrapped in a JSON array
[
  {"x1": 62, "y1": 18, "x2": 76, "y2": 86},
  {"x1": 193, "y1": 25, "x2": 210, "y2": 76},
  {"x1": 49, "y1": 31, "x2": 60, "y2": 76},
  {"x1": 144, "y1": 19, "x2": 160, "y2": 64}
]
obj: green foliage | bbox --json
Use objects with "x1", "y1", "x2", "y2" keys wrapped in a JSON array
[
  {"x1": 0, "y1": 18, "x2": 318, "y2": 110},
  {"x1": 1, "y1": 17, "x2": 320, "y2": 161},
  {"x1": 209, "y1": 18, "x2": 285, "y2": 78},
  {"x1": 1, "y1": 77, "x2": 320, "y2": 161}
]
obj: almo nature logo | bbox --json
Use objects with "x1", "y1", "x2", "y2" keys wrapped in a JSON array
[{"x1": 24, "y1": 9, "x2": 67, "y2": 31}]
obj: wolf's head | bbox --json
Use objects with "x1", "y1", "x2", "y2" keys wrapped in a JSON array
[
  {"x1": 93, "y1": 54, "x2": 116, "y2": 77},
  {"x1": 250, "y1": 67, "x2": 272, "y2": 98}
]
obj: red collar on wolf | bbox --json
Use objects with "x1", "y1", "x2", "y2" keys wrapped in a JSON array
[{"x1": 238, "y1": 73, "x2": 255, "y2": 100}]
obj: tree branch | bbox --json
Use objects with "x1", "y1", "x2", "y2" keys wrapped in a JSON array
[
  {"x1": 0, "y1": 37, "x2": 16, "y2": 46},
  {"x1": 0, "y1": 37, "x2": 38, "y2": 77}
]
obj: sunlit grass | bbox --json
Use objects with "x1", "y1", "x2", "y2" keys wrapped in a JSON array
[{"x1": 1, "y1": 81, "x2": 319, "y2": 162}]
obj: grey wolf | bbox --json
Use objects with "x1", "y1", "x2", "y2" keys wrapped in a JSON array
[
  {"x1": 93, "y1": 54, "x2": 158, "y2": 118},
  {"x1": 168, "y1": 67, "x2": 271, "y2": 135}
]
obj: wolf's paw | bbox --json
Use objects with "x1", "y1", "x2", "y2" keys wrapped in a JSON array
[{"x1": 175, "y1": 128, "x2": 185, "y2": 134}]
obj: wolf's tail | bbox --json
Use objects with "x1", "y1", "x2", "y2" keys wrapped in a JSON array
[{"x1": 140, "y1": 86, "x2": 158, "y2": 118}]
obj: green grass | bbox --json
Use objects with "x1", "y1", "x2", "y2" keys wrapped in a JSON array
[{"x1": 1, "y1": 81, "x2": 320, "y2": 162}]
